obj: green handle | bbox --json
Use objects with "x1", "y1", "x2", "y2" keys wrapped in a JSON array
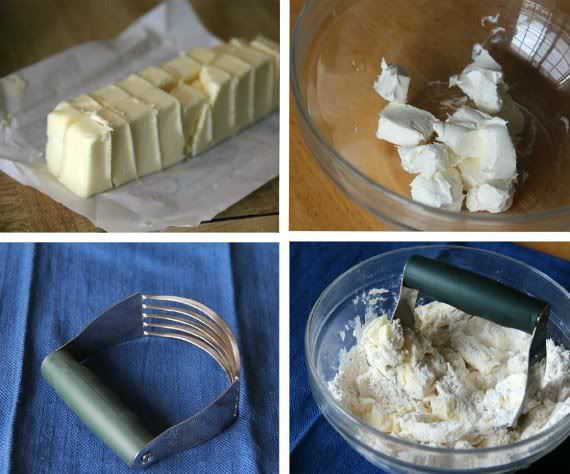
[
  {"x1": 403, "y1": 255, "x2": 547, "y2": 334},
  {"x1": 41, "y1": 349, "x2": 153, "y2": 466}
]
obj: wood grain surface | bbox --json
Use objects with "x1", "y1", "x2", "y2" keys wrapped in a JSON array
[
  {"x1": 520, "y1": 242, "x2": 570, "y2": 261},
  {"x1": 0, "y1": 0, "x2": 279, "y2": 233},
  {"x1": 290, "y1": 0, "x2": 392, "y2": 231}
]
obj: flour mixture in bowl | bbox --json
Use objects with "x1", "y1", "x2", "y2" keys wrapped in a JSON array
[{"x1": 329, "y1": 299, "x2": 570, "y2": 448}]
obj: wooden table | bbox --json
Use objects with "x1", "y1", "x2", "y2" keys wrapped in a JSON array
[
  {"x1": 520, "y1": 243, "x2": 570, "y2": 261},
  {"x1": 0, "y1": 0, "x2": 279, "y2": 232},
  {"x1": 290, "y1": 0, "x2": 392, "y2": 231}
]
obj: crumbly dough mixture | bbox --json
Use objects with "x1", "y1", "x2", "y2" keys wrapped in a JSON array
[{"x1": 329, "y1": 300, "x2": 570, "y2": 448}]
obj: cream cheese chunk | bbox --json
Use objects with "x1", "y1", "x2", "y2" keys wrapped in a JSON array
[
  {"x1": 410, "y1": 167, "x2": 465, "y2": 211},
  {"x1": 58, "y1": 116, "x2": 112, "y2": 197},
  {"x1": 137, "y1": 66, "x2": 178, "y2": 92},
  {"x1": 374, "y1": 58, "x2": 410, "y2": 104},
  {"x1": 465, "y1": 180, "x2": 514, "y2": 213},
  {"x1": 376, "y1": 103, "x2": 435, "y2": 146},
  {"x1": 449, "y1": 45, "x2": 504, "y2": 114},
  {"x1": 117, "y1": 75, "x2": 184, "y2": 169},
  {"x1": 398, "y1": 143, "x2": 450, "y2": 175},
  {"x1": 169, "y1": 82, "x2": 212, "y2": 156},
  {"x1": 71, "y1": 94, "x2": 137, "y2": 187},
  {"x1": 372, "y1": 45, "x2": 520, "y2": 214},
  {"x1": 46, "y1": 101, "x2": 84, "y2": 176},
  {"x1": 199, "y1": 65, "x2": 235, "y2": 144},
  {"x1": 222, "y1": 40, "x2": 274, "y2": 121},
  {"x1": 250, "y1": 35, "x2": 279, "y2": 110}
]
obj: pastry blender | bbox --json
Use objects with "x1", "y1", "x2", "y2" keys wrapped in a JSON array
[{"x1": 391, "y1": 256, "x2": 549, "y2": 428}]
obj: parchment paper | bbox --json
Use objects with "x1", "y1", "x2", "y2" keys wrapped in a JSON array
[{"x1": 0, "y1": 0, "x2": 279, "y2": 232}]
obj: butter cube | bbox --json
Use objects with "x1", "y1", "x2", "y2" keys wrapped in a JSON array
[
  {"x1": 111, "y1": 97, "x2": 162, "y2": 177},
  {"x1": 188, "y1": 47, "x2": 217, "y2": 65},
  {"x1": 58, "y1": 118, "x2": 112, "y2": 197},
  {"x1": 46, "y1": 101, "x2": 84, "y2": 176},
  {"x1": 70, "y1": 94, "x2": 103, "y2": 113},
  {"x1": 93, "y1": 108, "x2": 138, "y2": 186},
  {"x1": 250, "y1": 36, "x2": 279, "y2": 110},
  {"x1": 92, "y1": 84, "x2": 130, "y2": 106},
  {"x1": 192, "y1": 105, "x2": 213, "y2": 156},
  {"x1": 71, "y1": 95, "x2": 137, "y2": 186},
  {"x1": 161, "y1": 55, "x2": 201, "y2": 84},
  {"x1": 199, "y1": 66, "x2": 235, "y2": 144},
  {"x1": 222, "y1": 40, "x2": 274, "y2": 121},
  {"x1": 117, "y1": 75, "x2": 184, "y2": 169},
  {"x1": 169, "y1": 82, "x2": 212, "y2": 156},
  {"x1": 211, "y1": 53, "x2": 254, "y2": 130},
  {"x1": 93, "y1": 85, "x2": 162, "y2": 177},
  {"x1": 138, "y1": 67, "x2": 178, "y2": 92}
]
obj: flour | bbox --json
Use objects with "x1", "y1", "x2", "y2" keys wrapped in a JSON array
[{"x1": 329, "y1": 297, "x2": 570, "y2": 448}]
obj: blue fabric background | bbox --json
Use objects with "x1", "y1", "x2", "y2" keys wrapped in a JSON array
[
  {"x1": 0, "y1": 243, "x2": 278, "y2": 474},
  {"x1": 290, "y1": 242, "x2": 570, "y2": 473}
]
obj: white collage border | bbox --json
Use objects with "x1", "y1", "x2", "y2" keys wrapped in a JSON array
[{"x1": 2, "y1": 3, "x2": 570, "y2": 474}]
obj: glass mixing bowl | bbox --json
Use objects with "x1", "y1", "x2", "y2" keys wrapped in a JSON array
[
  {"x1": 292, "y1": 0, "x2": 570, "y2": 230},
  {"x1": 306, "y1": 246, "x2": 570, "y2": 472}
]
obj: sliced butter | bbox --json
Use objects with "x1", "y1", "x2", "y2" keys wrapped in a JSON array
[
  {"x1": 46, "y1": 101, "x2": 84, "y2": 176},
  {"x1": 58, "y1": 117, "x2": 112, "y2": 197},
  {"x1": 169, "y1": 82, "x2": 212, "y2": 156},
  {"x1": 221, "y1": 40, "x2": 274, "y2": 121},
  {"x1": 117, "y1": 75, "x2": 184, "y2": 169},
  {"x1": 71, "y1": 95, "x2": 137, "y2": 187},
  {"x1": 211, "y1": 53, "x2": 254, "y2": 130},
  {"x1": 91, "y1": 84, "x2": 130, "y2": 106},
  {"x1": 93, "y1": 85, "x2": 162, "y2": 177},
  {"x1": 188, "y1": 47, "x2": 217, "y2": 65},
  {"x1": 161, "y1": 55, "x2": 201, "y2": 84},
  {"x1": 250, "y1": 36, "x2": 279, "y2": 111},
  {"x1": 198, "y1": 66, "x2": 235, "y2": 144},
  {"x1": 138, "y1": 66, "x2": 178, "y2": 92}
]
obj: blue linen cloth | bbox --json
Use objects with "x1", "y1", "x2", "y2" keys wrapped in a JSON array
[
  {"x1": 290, "y1": 242, "x2": 570, "y2": 474},
  {"x1": 0, "y1": 243, "x2": 278, "y2": 474}
]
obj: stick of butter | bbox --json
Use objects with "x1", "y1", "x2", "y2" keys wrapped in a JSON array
[{"x1": 45, "y1": 37, "x2": 279, "y2": 198}]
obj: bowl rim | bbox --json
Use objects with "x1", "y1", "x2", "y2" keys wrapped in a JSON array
[
  {"x1": 291, "y1": 0, "x2": 570, "y2": 227},
  {"x1": 305, "y1": 244, "x2": 570, "y2": 456}
]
